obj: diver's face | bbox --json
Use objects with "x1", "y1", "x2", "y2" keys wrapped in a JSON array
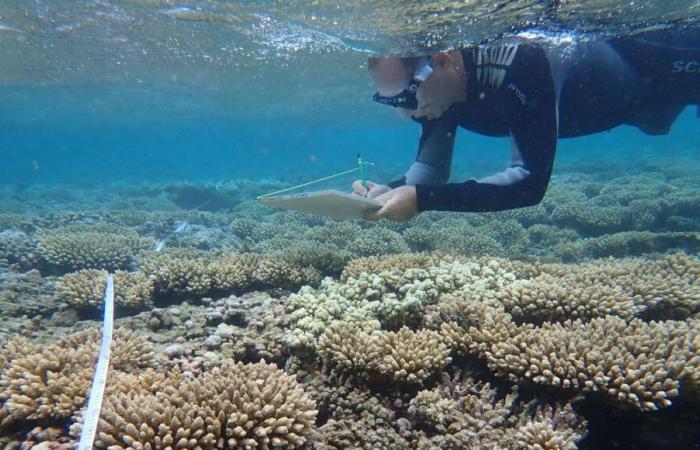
[
  {"x1": 372, "y1": 58, "x2": 416, "y2": 119},
  {"x1": 372, "y1": 56, "x2": 456, "y2": 121}
]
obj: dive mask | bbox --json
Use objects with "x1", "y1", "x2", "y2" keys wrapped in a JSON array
[{"x1": 372, "y1": 58, "x2": 433, "y2": 110}]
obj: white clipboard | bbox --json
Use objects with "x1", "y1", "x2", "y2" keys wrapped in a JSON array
[{"x1": 259, "y1": 189, "x2": 382, "y2": 220}]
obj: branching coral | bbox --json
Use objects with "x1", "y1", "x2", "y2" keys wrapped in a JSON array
[
  {"x1": 408, "y1": 372, "x2": 587, "y2": 449},
  {"x1": 319, "y1": 324, "x2": 451, "y2": 384},
  {"x1": 314, "y1": 381, "x2": 410, "y2": 449},
  {"x1": 93, "y1": 361, "x2": 317, "y2": 449},
  {"x1": 36, "y1": 228, "x2": 154, "y2": 272},
  {"x1": 0, "y1": 329, "x2": 155, "y2": 427},
  {"x1": 56, "y1": 269, "x2": 155, "y2": 311},
  {"x1": 142, "y1": 250, "x2": 320, "y2": 298},
  {"x1": 486, "y1": 316, "x2": 700, "y2": 410}
]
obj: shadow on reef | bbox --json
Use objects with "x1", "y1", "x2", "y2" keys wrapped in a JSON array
[
  {"x1": 577, "y1": 396, "x2": 700, "y2": 450},
  {"x1": 165, "y1": 183, "x2": 239, "y2": 212}
]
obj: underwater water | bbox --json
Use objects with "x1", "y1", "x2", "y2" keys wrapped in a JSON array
[{"x1": 1, "y1": 1, "x2": 700, "y2": 449}]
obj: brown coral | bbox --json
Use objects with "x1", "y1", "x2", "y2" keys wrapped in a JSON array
[
  {"x1": 36, "y1": 228, "x2": 153, "y2": 272},
  {"x1": 486, "y1": 316, "x2": 700, "y2": 410},
  {"x1": 319, "y1": 323, "x2": 451, "y2": 384},
  {"x1": 409, "y1": 372, "x2": 587, "y2": 449},
  {"x1": 0, "y1": 329, "x2": 155, "y2": 427},
  {"x1": 56, "y1": 269, "x2": 155, "y2": 311},
  {"x1": 94, "y1": 361, "x2": 318, "y2": 449}
]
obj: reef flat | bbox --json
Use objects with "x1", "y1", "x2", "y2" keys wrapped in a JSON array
[{"x1": 0, "y1": 158, "x2": 699, "y2": 449}]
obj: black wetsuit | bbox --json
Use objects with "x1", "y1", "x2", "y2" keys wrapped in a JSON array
[{"x1": 388, "y1": 28, "x2": 700, "y2": 213}]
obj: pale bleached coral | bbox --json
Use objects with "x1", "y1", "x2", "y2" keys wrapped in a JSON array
[
  {"x1": 93, "y1": 361, "x2": 317, "y2": 449},
  {"x1": 0, "y1": 329, "x2": 155, "y2": 427},
  {"x1": 36, "y1": 228, "x2": 154, "y2": 272},
  {"x1": 56, "y1": 269, "x2": 155, "y2": 311},
  {"x1": 287, "y1": 257, "x2": 517, "y2": 350}
]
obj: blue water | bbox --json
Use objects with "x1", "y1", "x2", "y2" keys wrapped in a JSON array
[{"x1": 2, "y1": 102, "x2": 698, "y2": 188}]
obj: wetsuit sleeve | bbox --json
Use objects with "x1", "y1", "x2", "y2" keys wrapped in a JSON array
[
  {"x1": 387, "y1": 116, "x2": 457, "y2": 188},
  {"x1": 415, "y1": 46, "x2": 557, "y2": 212}
]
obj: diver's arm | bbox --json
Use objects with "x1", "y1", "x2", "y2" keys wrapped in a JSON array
[
  {"x1": 387, "y1": 117, "x2": 457, "y2": 188},
  {"x1": 414, "y1": 45, "x2": 557, "y2": 213},
  {"x1": 414, "y1": 124, "x2": 556, "y2": 212}
]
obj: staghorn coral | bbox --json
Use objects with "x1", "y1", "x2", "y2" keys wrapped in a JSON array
[
  {"x1": 0, "y1": 328, "x2": 155, "y2": 427},
  {"x1": 93, "y1": 361, "x2": 317, "y2": 449},
  {"x1": 142, "y1": 250, "x2": 320, "y2": 299},
  {"x1": 402, "y1": 225, "x2": 438, "y2": 251},
  {"x1": 374, "y1": 327, "x2": 451, "y2": 384},
  {"x1": 319, "y1": 323, "x2": 451, "y2": 384},
  {"x1": 341, "y1": 253, "x2": 453, "y2": 281},
  {"x1": 0, "y1": 229, "x2": 38, "y2": 270},
  {"x1": 314, "y1": 381, "x2": 410, "y2": 449},
  {"x1": 253, "y1": 258, "x2": 320, "y2": 290},
  {"x1": 141, "y1": 249, "x2": 214, "y2": 296},
  {"x1": 409, "y1": 371, "x2": 587, "y2": 449},
  {"x1": 485, "y1": 316, "x2": 700, "y2": 410},
  {"x1": 306, "y1": 221, "x2": 364, "y2": 247},
  {"x1": 346, "y1": 227, "x2": 409, "y2": 257},
  {"x1": 208, "y1": 252, "x2": 259, "y2": 292},
  {"x1": 36, "y1": 227, "x2": 154, "y2": 272},
  {"x1": 56, "y1": 269, "x2": 155, "y2": 311},
  {"x1": 497, "y1": 273, "x2": 644, "y2": 324},
  {"x1": 514, "y1": 404, "x2": 585, "y2": 450},
  {"x1": 580, "y1": 231, "x2": 700, "y2": 258}
]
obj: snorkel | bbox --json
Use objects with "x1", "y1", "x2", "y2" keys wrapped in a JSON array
[{"x1": 372, "y1": 57, "x2": 434, "y2": 110}]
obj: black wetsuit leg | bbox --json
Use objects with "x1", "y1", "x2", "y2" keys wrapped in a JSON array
[{"x1": 610, "y1": 27, "x2": 700, "y2": 104}]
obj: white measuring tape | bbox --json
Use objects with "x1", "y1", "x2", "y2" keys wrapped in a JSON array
[{"x1": 78, "y1": 273, "x2": 114, "y2": 450}]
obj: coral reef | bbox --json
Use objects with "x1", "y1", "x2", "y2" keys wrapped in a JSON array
[{"x1": 1, "y1": 166, "x2": 700, "y2": 449}]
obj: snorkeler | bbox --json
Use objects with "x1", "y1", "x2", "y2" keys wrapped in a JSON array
[{"x1": 354, "y1": 27, "x2": 700, "y2": 222}]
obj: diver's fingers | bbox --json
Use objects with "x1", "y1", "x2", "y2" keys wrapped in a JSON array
[
  {"x1": 352, "y1": 180, "x2": 368, "y2": 196},
  {"x1": 363, "y1": 206, "x2": 385, "y2": 221},
  {"x1": 367, "y1": 184, "x2": 390, "y2": 199}
]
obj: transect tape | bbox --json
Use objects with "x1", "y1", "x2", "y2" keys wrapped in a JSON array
[{"x1": 78, "y1": 273, "x2": 114, "y2": 450}]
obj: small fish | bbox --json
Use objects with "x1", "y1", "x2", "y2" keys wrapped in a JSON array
[
  {"x1": 154, "y1": 240, "x2": 166, "y2": 252},
  {"x1": 174, "y1": 220, "x2": 188, "y2": 234},
  {"x1": 309, "y1": 153, "x2": 319, "y2": 163},
  {"x1": 31, "y1": 160, "x2": 40, "y2": 171}
]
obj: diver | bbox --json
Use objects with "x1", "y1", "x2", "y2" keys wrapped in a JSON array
[{"x1": 354, "y1": 27, "x2": 700, "y2": 222}]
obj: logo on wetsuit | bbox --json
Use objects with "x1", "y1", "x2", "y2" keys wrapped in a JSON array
[
  {"x1": 672, "y1": 60, "x2": 700, "y2": 73},
  {"x1": 508, "y1": 83, "x2": 528, "y2": 105}
]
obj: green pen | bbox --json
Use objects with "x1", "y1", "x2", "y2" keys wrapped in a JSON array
[{"x1": 357, "y1": 153, "x2": 368, "y2": 192}]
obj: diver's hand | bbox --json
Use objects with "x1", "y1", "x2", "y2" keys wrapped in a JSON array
[
  {"x1": 352, "y1": 180, "x2": 390, "y2": 199},
  {"x1": 364, "y1": 185, "x2": 418, "y2": 223}
]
